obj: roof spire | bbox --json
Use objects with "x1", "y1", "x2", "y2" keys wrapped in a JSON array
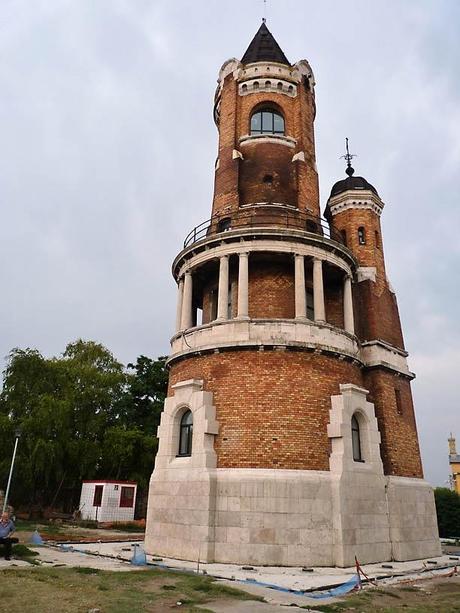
[
  {"x1": 262, "y1": 0, "x2": 267, "y2": 23},
  {"x1": 241, "y1": 22, "x2": 290, "y2": 65},
  {"x1": 340, "y1": 137, "x2": 357, "y2": 177}
]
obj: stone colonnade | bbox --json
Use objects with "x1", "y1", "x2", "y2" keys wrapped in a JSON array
[{"x1": 175, "y1": 253, "x2": 355, "y2": 335}]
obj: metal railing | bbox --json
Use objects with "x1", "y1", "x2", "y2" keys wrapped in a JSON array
[{"x1": 183, "y1": 208, "x2": 345, "y2": 248}]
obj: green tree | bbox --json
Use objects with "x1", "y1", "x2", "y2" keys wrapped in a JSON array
[
  {"x1": 434, "y1": 487, "x2": 460, "y2": 538},
  {"x1": 123, "y1": 355, "x2": 168, "y2": 433},
  {"x1": 0, "y1": 341, "x2": 167, "y2": 515}
]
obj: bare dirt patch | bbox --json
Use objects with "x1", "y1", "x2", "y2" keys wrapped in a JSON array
[{"x1": 309, "y1": 573, "x2": 460, "y2": 612}]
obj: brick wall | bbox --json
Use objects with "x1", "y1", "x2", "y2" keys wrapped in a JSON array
[
  {"x1": 355, "y1": 280, "x2": 405, "y2": 349},
  {"x1": 248, "y1": 259, "x2": 295, "y2": 319},
  {"x1": 332, "y1": 208, "x2": 386, "y2": 280},
  {"x1": 238, "y1": 141, "x2": 298, "y2": 207},
  {"x1": 212, "y1": 75, "x2": 320, "y2": 220},
  {"x1": 212, "y1": 75, "x2": 240, "y2": 215},
  {"x1": 324, "y1": 280, "x2": 344, "y2": 329},
  {"x1": 364, "y1": 370, "x2": 423, "y2": 478},
  {"x1": 169, "y1": 350, "x2": 363, "y2": 470}
]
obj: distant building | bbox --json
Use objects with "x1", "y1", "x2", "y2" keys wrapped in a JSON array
[
  {"x1": 79, "y1": 480, "x2": 137, "y2": 522},
  {"x1": 448, "y1": 435, "x2": 460, "y2": 494}
]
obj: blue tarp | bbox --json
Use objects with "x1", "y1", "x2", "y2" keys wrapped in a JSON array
[
  {"x1": 29, "y1": 530, "x2": 44, "y2": 545},
  {"x1": 131, "y1": 544, "x2": 147, "y2": 566},
  {"x1": 244, "y1": 573, "x2": 360, "y2": 599}
]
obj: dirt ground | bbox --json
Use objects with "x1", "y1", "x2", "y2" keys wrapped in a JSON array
[
  {"x1": 311, "y1": 573, "x2": 460, "y2": 612},
  {"x1": 0, "y1": 562, "x2": 459, "y2": 612},
  {"x1": 15, "y1": 522, "x2": 145, "y2": 543}
]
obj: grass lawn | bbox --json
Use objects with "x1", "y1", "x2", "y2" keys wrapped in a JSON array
[{"x1": 0, "y1": 566, "x2": 262, "y2": 613}]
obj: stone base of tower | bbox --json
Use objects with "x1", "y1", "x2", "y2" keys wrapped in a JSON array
[
  {"x1": 145, "y1": 468, "x2": 440, "y2": 567},
  {"x1": 145, "y1": 381, "x2": 440, "y2": 566}
]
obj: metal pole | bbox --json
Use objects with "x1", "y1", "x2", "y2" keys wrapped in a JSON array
[{"x1": 3, "y1": 435, "x2": 20, "y2": 513}]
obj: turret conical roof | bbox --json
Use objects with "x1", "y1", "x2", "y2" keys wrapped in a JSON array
[{"x1": 241, "y1": 22, "x2": 290, "y2": 66}]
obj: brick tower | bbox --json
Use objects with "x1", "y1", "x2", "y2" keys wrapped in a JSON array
[{"x1": 145, "y1": 23, "x2": 440, "y2": 566}]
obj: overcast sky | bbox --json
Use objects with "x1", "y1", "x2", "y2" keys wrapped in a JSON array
[{"x1": 1, "y1": 0, "x2": 458, "y2": 487}]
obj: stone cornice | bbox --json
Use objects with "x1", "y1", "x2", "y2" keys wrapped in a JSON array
[
  {"x1": 239, "y1": 134, "x2": 297, "y2": 148},
  {"x1": 173, "y1": 229, "x2": 357, "y2": 280},
  {"x1": 326, "y1": 191, "x2": 385, "y2": 218}
]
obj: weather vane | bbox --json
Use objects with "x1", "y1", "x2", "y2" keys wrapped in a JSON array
[
  {"x1": 262, "y1": 0, "x2": 267, "y2": 23},
  {"x1": 340, "y1": 137, "x2": 356, "y2": 176}
]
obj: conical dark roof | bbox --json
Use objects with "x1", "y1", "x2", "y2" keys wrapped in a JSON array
[
  {"x1": 330, "y1": 173, "x2": 379, "y2": 198},
  {"x1": 241, "y1": 22, "x2": 290, "y2": 65}
]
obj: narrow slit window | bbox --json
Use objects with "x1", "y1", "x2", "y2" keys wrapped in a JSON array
[
  {"x1": 178, "y1": 410, "x2": 193, "y2": 457},
  {"x1": 351, "y1": 414, "x2": 363, "y2": 462},
  {"x1": 395, "y1": 388, "x2": 403, "y2": 415},
  {"x1": 375, "y1": 230, "x2": 380, "y2": 249},
  {"x1": 358, "y1": 226, "x2": 366, "y2": 245},
  {"x1": 210, "y1": 288, "x2": 218, "y2": 321},
  {"x1": 306, "y1": 288, "x2": 314, "y2": 320}
]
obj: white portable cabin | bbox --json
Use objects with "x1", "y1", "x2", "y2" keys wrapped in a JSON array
[{"x1": 79, "y1": 480, "x2": 137, "y2": 522}]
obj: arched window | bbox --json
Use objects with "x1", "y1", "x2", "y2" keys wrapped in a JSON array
[
  {"x1": 250, "y1": 108, "x2": 285, "y2": 135},
  {"x1": 265, "y1": 80, "x2": 271, "y2": 89},
  {"x1": 253, "y1": 81, "x2": 259, "y2": 90},
  {"x1": 277, "y1": 82, "x2": 283, "y2": 91},
  {"x1": 242, "y1": 83, "x2": 248, "y2": 93},
  {"x1": 217, "y1": 217, "x2": 231, "y2": 232},
  {"x1": 351, "y1": 414, "x2": 363, "y2": 462},
  {"x1": 358, "y1": 226, "x2": 366, "y2": 245},
  {"x1": 178, "y1": 410, "x2": 193, "y2": 456}
]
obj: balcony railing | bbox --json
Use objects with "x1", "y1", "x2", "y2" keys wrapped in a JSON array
[{"x1": 183, "y1": 208, "x2": 345, "y2": 248}]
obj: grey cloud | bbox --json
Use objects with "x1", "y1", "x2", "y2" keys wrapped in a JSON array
[{"x1": 0, "y1": 0, "x2": 458, "y2": 486}]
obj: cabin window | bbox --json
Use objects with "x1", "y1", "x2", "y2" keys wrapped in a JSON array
[{"x1": 120, "y1": 486, "x2": 135, "y2": 508}]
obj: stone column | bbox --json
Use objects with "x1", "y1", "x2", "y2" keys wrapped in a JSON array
[
  {"x1": 313, "y1": 258, "x2": 326, "y2": 322},
  {"x1": 180, "y1": 271, "x2": 193, "y2": 330},
  {"x1": 237, "y1": 252, "x2": 249, "y2": 319},
  {"x1": 217, "y1": 255, "x2": 229, "y2": 320},
  {"x1": 343, "y1": 275, "x2": 355, "y2": 334},
  {"x1": 175, "y1": 277, "x2": 184, "y2": 332},
  {"x1": 294, "y1": 254, "x2": 307, "y2": 319}
]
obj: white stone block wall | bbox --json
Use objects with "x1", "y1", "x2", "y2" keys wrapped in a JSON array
[{"x1": 387, "y1": 476, "x2": 442, "y2": 560}]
